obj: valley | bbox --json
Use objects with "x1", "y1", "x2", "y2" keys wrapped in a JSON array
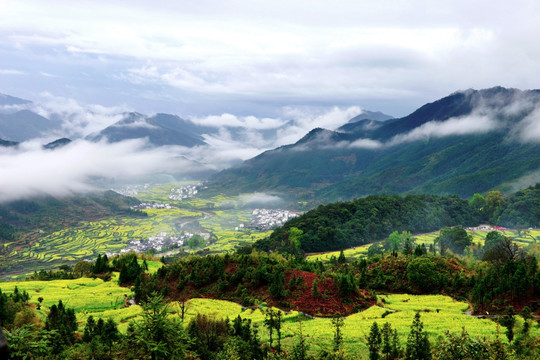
[{"x1": 0, "y1": 182, "x2": 286, "y2": 279}]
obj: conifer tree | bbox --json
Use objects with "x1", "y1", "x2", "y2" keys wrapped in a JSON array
[
  {"x1": 368, "y1": 321, "x2": 382, "y2": 360},
  {"x1": 406, "y1": 312, "x2": 431, "y2": 360}
]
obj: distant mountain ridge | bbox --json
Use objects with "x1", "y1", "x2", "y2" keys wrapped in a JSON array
[
  {"x1": 87, "y1": 112, "x2": 207, "y2": 147},
  {"x1": 208, "y1": 87, "x2": 540, "y2": 202}
]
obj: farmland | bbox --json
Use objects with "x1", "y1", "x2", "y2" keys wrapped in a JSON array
[
  {"x1": 2, "y1": 274, "x2": 535, "y2": 354},
  {"x1": 1, "y1": 182, "x2": 290, "y2": 279},
  {"x1": 307, "y1": 229, "x2": 540, "y2": 261}
]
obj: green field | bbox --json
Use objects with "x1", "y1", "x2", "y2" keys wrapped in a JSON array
[
  {"x1": 2, "y1": 275, "x2": 536, "y2": 353},
  {"x1": 2, "y1": 183, "x2": 280, "y2": 278},
  {"x1": 307, "y1": 229, "x2": 540, "y2": 262}
]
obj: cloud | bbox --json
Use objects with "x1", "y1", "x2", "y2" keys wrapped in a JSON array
[
  {"x1": 0, "y1": 69, "x2": 25, "y2": 75},
  {"x1": 29, "y1": 93, "x2": 130, "y2": 138},
  {"x1": 349, "y1": 138, "x2": 384, "y2": 149},
  {"x1": 6, "y1": 1, "x2": 540, "y2": 117},
  {"x1": 275, "y1": 106, "x2": 363, "y2": 146},
  {"x1": 388, "y1": 114, "x2": 499, "y2": 145},
  {"x1": 191, "y1": 113, "x2": 286, "y2": 130},
  {"x1": 220, "y1": 192, "x2": 284, "y2": 208},
  {"x1": 514, "y1": 106, "x2": 540, "y2": 143},
  {"x1": 0, "y1": 139, "x2": 204, "y2": 203},
  {"x1": 239, "y1": 193, "x2": 284, "y2": 207}
]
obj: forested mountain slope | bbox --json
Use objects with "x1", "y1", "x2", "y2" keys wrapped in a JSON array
[{"x1": 210, "y1": 87, "x2": 540, "y2": 203}]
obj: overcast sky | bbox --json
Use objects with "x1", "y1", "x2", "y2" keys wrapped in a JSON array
[{"x1": 1, "y1": 0, "x2": 540, "y2": 119}]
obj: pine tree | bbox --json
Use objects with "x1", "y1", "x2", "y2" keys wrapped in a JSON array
[
  {"x1": 82, "y1": 315, "x2": 96, "y2": 342},
  {"x1": 270, "y1": 270, "x2": 285, "y2": 299},
  {"x1": 331, "y1": 316, "x2": 344, "y2": 353},
  {"x1": 338, "y1": 249, "x2": 346, "y2": 264},
  {"x1": 368, "y1": 322, "x2": 382, "y2": 360},
  {"x1": 406, "y1": 312, "x2": 431, "y2": 360},
  {"x1": 381, "y1": 322, "x2": 393, "y2": 360}
]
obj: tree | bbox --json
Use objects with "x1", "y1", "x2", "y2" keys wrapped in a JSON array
[
  {"x1": 436, "y1": 226, "x2": 472, "y2": 255},
  {"x1": 338, "y1": 249, "x2": 346, "y2": 264},
  {"x1": 406, "y1": 312, "x2": 431, "y2": 360},
  {"x1": 381, "y1": 322, "x2": 400, "y2": 360},
  {"x1": 499, "y1": 306, "x2": 516, "y2": 342},
  {"x1": 367, "y1": 322, "x2": 382, "y2": 360},
  {"x1": 291, "y1": 316, "x2": 311, "y2": 360},
  {"x1": 385, "y1": 231, "x2": 401, "y2": 252},
  {"x1": 483, "y1": 236, "x2": 522, "y2": 265},
  {"x1": 269, "y1": 270, "x2": 286, "y2": 299},
  {"x1": 470, "y1": 193, "x2": 486, "y2": 214},
  {"x1": 484, "y1": 231, "x2": 504, "y2": 251},
  {"x1": 73, "y1": 260, "x2": 91, "y2": 277},
  {"x1": 331, "y1": 316, "x2": 345, "y2": 353},
  {"x1": 403, "y1": 238, "x2": 413, "y2": 256},
  {"x1": 136, "y1": 292, "x2": 190, "y2": 360},
  {"x1": 485, "y1": 190, "x2": 505, "y2": 222},
  {"x1": 103, "y1": 318, "x2": 119, "y2": 353},
  {"x1": 264, "y1": 308, "x2": 283, "y2": 351},
  {"x1": 407, "y1": 257, "x2": 439, "y2": 292}
]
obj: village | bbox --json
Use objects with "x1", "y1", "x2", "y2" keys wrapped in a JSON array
[
  {"x1": 114, "y1": 230, "x2": 211, "y2": 255},
  {"x1": 131, "y1": 202, "x2": 176, "y2": 210},
  {"x1": 247, "y1": 208, "x2": 299, "y2": 231},
  {"x1": 168, "y1": 183, "x2": 201, "y2": 201}
]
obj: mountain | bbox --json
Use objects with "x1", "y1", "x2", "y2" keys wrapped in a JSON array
[
  {"x1": 0, "y1": 110, "x2": 61, "y2": 142},
  {"x1": 88, "y1": 112, "x2": 206, "y2": 147},
  {"x1": 43, "y1": 138, "x2": 72, "y2": 150},
  {"x1": 0, "y1": 93, "x2": 31, "y2": 107},
  {"x1": 0, "y1": 138, "x2": 18, "y2": 147},
  {"x1": 208, "y1": 87, "x2": 540, "y2": 202}
]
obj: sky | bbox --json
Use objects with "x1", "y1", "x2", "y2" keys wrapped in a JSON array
[
  {"x1": 2, "y1": 0, "x2": 540, "y2": 119},
  {"x1": 2, "y1": 1, "x2": 540, "y2": 202}
]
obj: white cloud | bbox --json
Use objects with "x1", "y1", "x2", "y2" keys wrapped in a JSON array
[
  {"x1": 3, "y1": 0, "x2": 540, "y2": 117},
  {"x1": 0, "y1": 139, "x2": 202, "y2": 203},
  {"x1": 0, "y1": 69, "x2": 25, "y2": 75},
  {"x1": 191, "y1": 113, "x2": 286, "y2": 130},
  {"x1": 30, "y1": 93, "x2": 130, "y2": 138},
  {"x1": 388, "y1": 114, "x2": 499, "y2": 145},
  {"x1": 515, "y1": 107, "x2": 540, "y2": 143},
  {"x1": 349, "y1": 138, "x2": 384, "y2": 149}
]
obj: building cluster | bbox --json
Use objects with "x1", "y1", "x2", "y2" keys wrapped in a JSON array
[
  {"x1": 116, "y1": 231, "x2": 210, "y2": 254},
  {"x1": 169, "y1": 184, "x2": 201, "y2": 201},
  {"x1": 248, "y1": 209, "x2": 299, "y2": 231},
  {"x1": 465, "y1": 224, "x2": 508, "y2": 231},
  {"x1": 131, "y1": 202, "x2": 176, "y2": 210}
]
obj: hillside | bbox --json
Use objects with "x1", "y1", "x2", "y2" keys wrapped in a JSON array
[
  {"x1": 254, "y1": 185, "x2": 540, "y2": 255},
  {"x1": 0, "y1": 191, "x2": 142, "y2": 275},
  {"x1": 208, "y1": 87, "x2": 540, "y2": 202}
]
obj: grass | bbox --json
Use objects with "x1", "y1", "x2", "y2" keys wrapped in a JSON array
[{"x1": 2, "y1": 273, "x2": 537, "y2": 353}]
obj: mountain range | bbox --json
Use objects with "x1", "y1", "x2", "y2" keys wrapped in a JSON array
[
  {"x1": 1, "y1": 87, "x2": 540, "y2": 204},
  {"x1": 209, "y1": 87, "x2": 540, "y2": 202}
]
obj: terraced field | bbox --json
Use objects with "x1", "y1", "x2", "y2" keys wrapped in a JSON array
[
  {"x1": 2, "y1": 276, "x2": 536, "y2": 353},
  {"x1": 2, "y1": 182, "x2": 283, "y2": 278},
  {"x1": 307, "y1": 229, "x2": 540, "y2": 261}
]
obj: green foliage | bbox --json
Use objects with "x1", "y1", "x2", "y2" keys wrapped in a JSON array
[
  {"x1": 136, "y1": 292, "x2": 190, "y2": 360},
  {"x1": 406, "y1": 257, "x2": 440, "y2": 293},
  {"x1": 258, "y1": 194, "x2": 481, "y2": 254},
  {"x1": 331, "y1": 316, "x2": 345, "y2": 353},
  {"x1": 406, "y1": 312, "x2": 431, "y2": 360},
  {"x1": 495, "y1": 183, "x2": 540, "y2": 227},
  {"x1": 436, "y1": 226, "x2": 472, "y2": 255},
  {"x1": 367, "y1": 321, "x2": 381, "y2": 360},
  {"x1": 45, "y1": 300, "x2": 77, "y2": 352}
]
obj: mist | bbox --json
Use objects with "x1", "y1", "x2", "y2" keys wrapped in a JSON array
[{"x1": 0, "y1": 139, "x2": 207, "y2": 203}]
